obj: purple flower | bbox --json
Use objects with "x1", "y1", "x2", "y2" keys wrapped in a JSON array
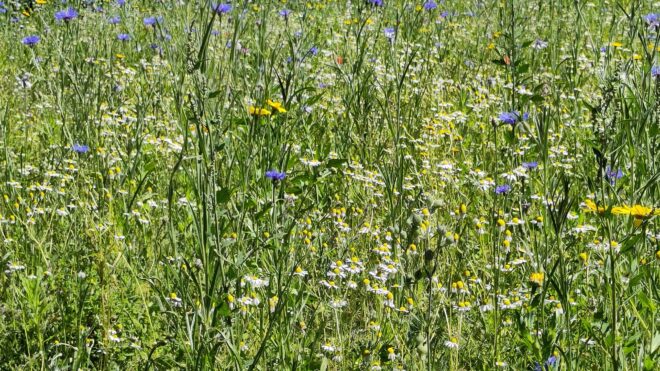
[
  {"x1": 423, "y1": 1, "x2": 437, "y2": 11},
  {"x1": 498, "y1": 112, "x2": 518, "y2": 125},
  {"x1": 499, "y1": 111, "x2": 527, "y2": 125},
  {"x1": 211, "y1": 3, "x2": 232, "y2": 14},
  {"x1": 72, "y1": 144, "x2": 90, "y2": 154},
  {"x1": 265, "y1": 170, "x2": 286, "y2": 182},
  {"x1": 367, "y1": 0, "x2": 384, "y2": 6},
  {"x1": 605, "y1": 166, "x2": 623, "y2": 185},
  {"x1": 532, "y1": 39, "x2": 548, "y2": 50},
  {"x1": 384, "y1": 27, "x2": 396, "y2": 40},
  {"x1": 652, "y1": 65, "x2": 660, "y2": 78},
  {"x1": 22, "y1": 35, "x2": 40, "y2": 47},
  {"x1": 117, "y1": 33, "x2": 130, "y2": 41},
  {"x1": 535, "y1": 355, "x2": 558, "y2": 371},
  {"x1": 108, "y1": 15, "x2": 121, "y2": 24},
  {"x1": 55, "y1": 7, "x2": 78, "y2": 22},
  {"x1": 644, "y1": 13, "x2": 659, "y2": 28},
  {"x1": 309, "y1": 46, "x2": 319, "y2": 56},
  {"x1": 143, "y1": 16, "x2": 158, "y2": 26},
  {"x1": 522, "y1": 161, "x2": 538, "y2": 170},
  {"x1": 279, "y1": 9, "x2": 291, "y2": 17},
  {"x1": 116, "y1": 0, "x2": 126, "y2": 6},
  {"x1": 495, "y1": 184, "x2": 511, "y2": 195}
]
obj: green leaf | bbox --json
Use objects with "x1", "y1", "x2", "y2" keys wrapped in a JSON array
[
  {"x1": 651, "y1": 332, "x2": 660, "y2": 353},
  {"x1": 637, "y1": 291, "x2": 655, "y2": 312},
  {"x1": 216, "y1": 188, "x2": 232, "y2": 204},
  {"x1": 326, "y1": 159, "x2": 347, "y2": 168},
  {"x1": 217, "y1": 302, "x2": 231, "y2": 317},
  {"x1": 516, "y1": 63, "x2": 530, "y2": 74},
  {"x1": 643, "y1": 356, "x2": 655, "y2": 370}
]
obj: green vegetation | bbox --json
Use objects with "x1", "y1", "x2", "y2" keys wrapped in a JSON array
[{"x1": 1, "y1": 0, "x2": 659, "y2": 369}]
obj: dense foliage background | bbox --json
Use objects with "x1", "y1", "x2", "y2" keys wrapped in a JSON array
[{"x1": 0, "y1": 0, "x2": 659, "y2": 369}]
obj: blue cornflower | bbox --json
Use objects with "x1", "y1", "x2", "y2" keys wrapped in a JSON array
[
  {"x1": 22, "y1": 35, "x2": 41, "y2": 47},
  {"x1": 108, "y1": 15, "x2": 121, "y2": 24},
  {"x1": 441, "y1": 11, "x2": 450, "y2": 18},
  {"x1": 143, "y1": 16, "x2": 158, "y2": 26},
  {"x1": 535, "y1": 355, "x2": 558, "y2": 370},
  {"x1": 522, "y1": 161, "x2": 538, "y2": 170},
  {"x1": 211, "y1": 3, "x2": 232, "y2": 14},
  {"x1": 498, "y1": 112, "x2": 518, "y2": 125},
  {"x1": 367, "y1": 0, "x2": 384, "y2": 6},
  {"x1": 532, "y1": 39, "x2": 548, "y2": 50},
  {"x1": 652, "y1": 65, "x2": 660, "y2": 78},
  {"x1": 116, "y1": 0, "x2": 126, "y2": 6},
  {"x1": 117, "y1": 33, "x2": 130, "y2": 41},
  {"x1": 55, "y1": 7, "x2": 78, "y2": 22},
  {"x1": 309, "y1": 46, "x2": 319, "y2": 56},
  {"x1": 423, "y1": 1, "x2": 438, "y2": 11},
  {"x1": 495, "y1": 184, "x2": 511, "y2": 195},
  {"x1": 265, "y1": 170, "x2": 286, "y2": 182},
  {"x1": 279, "y1": 9, "x2": 291, "y2": 17},
  {"x1": 384, "y1": 27, "x2": 396, "y2": 40},
  {"x1": 0, "y1": 1, "x2": 6, "y2": 14},
  {"x1": 72, "y1": 144, "x2": 90, "y2": 154},
  {"x1": 605, "y1": 166, "x2": 623, "y2": 185},
  {"x1": 644, "y1": 13, "x2": 659, "y2": 28}
]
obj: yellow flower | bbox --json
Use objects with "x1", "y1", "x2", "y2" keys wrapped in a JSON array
[
  {"x1": 611, "y1": 204, "x2": 658, "y2": 219},
  {"x1": 529, "y1": 272, "x2": 544, "y2": 286},
  {"x1": 582, "y1": 199, "x2": 605, "y2": 214},
  {"x1": 36, "y1": 0, "x2": 48, "y2": 4},
  {"x1": 266, "y1": 99, "x2": 287, "y2": 113},
  {"x1": 610, "y1": 41, "x2": 623, "y2": 47},
  {"x1": 248, "y1": 106, "x2": 272, "y2": 116},
  {"x1": 578, "y1": 252, "x2": 588, "y2": 264}
]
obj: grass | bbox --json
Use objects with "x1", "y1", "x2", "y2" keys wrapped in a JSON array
[{"x1": 0, "y1": 0, "x2": 659, "y2": 369}]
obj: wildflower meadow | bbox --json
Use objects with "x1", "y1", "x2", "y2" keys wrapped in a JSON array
[{"x1": 2, "y1": 0, "x2": 660, "y2": 369}]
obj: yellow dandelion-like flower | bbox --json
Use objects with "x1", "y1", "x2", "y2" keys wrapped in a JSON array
[
  {"x1": 611, "y1": 204, "x2": 658, "y2": 219},
  {"x1": 248, "y1": 106, "x2": 272, "y2": 116},
  {"x1": 582, "y1": 199, "x2": 605, "y2": 214},
  {"x1": 529, "y1": 272, "x2": 544, "y2": 286},
  {"x1": 578, "y1": 252, "x2": 588, "y2": 264},
  {"x1": 266, "y1": 99, "x2": 287, "y2": 113}
]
